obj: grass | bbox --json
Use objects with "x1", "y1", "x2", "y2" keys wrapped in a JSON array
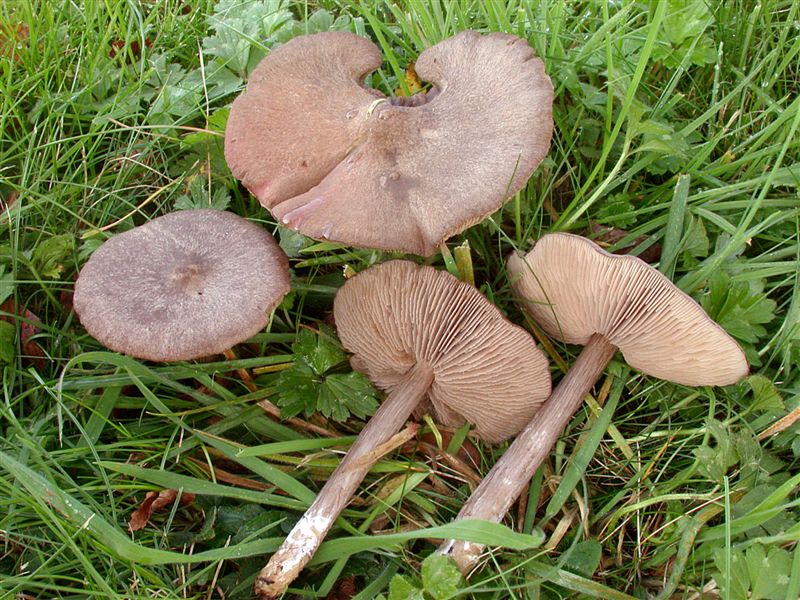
[{"x1": 1, "y1": 0, "x2": 799, "y2": 598}]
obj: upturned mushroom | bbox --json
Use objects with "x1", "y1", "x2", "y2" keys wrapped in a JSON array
[
  {"x1": 225, "y1": 30, "x2": 553, "y2": 256},
  {"x1": 438, "y1": 233, "x2": 748, "y2": 572},
  {"x1": 73, "y1": 209, "x2": 290, "y2": 361},
  {"x1": 254, "y1": 260, "x2": 551, "y2": 598}
]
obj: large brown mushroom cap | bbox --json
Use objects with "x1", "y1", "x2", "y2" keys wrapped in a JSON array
[
  {"x1": 225, "y1": 31, "x2": 553, "y2": 256},
  {"x1": 333, "y1": 260, "x2": 551, "y2": 443},
  {"x1": 73, "y1": 209, "x2": 290, "y2": 362},
  {"x1": 224, "y1": 32, "x2": 383, "y2": 208},
  {"x1": 507, "y1": 233, "x2": 748, "y2": 386}
]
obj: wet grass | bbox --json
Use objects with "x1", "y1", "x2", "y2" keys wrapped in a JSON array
[{"x1": 1, "y1": 1, "x2": 799, "y2": 598}]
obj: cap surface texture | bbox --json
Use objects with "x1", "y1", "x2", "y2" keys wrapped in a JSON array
[
  {"x1": 225, "y1": 31, "x2": 554, "y2": 256},
  {"x1": 333, "y1": 260, "x2": 551, "y2": 443},
  {"x1": 74, "y1": 209, "x2": 290, "y2": 361},
  {"x1": 507, "y1": 233, "x2": 748, "y2": 386}
]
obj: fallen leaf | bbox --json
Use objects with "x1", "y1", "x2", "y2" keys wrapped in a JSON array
[
  {"x1": 394, "y1": 61, "x2": 424, "y2": 96},
  {"x1": 589, "y1": 222, "x2": 662, "y2": 263},
  {"x1": 109, "y1": 37, "x2": 152, "y2": 59},
  {"x1": 1, "y1": 191, "x2": 18, "y2": 216},
  {"x1": 0, "y1": 299, "x2": 46, "y2": 369},
  {"x1": 0, "y1": 22, "x2": 28, "y2": 62},
  {"x1": 186, "y1": 456, "x2": 270, "y2": 491},
  {"x1": 59, "y1": 287, "x2": 74, "y2": 314},
  {"x1": 128, "y1": 488, "x2": 196, "y2": 532},
  {"x1": 325, "y1": 576, "x2": 358, "y2": 600}
]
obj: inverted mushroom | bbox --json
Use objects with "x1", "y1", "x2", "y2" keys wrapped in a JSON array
[
  {"x1": 439, "y1": 233, "x2": 748, "y2": 572},
  {"x1": 73, "y1": 209, "x2": 290, "y2": 361},
  {"x1": 225, "y1": 30, "x2": 553, "y2": 256},
  {"x1": 254, "y1": 260, "x2": 551, "y2": 598}
]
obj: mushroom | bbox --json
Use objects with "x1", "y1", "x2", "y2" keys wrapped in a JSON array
[
  {"x1": 254, "y1": 260, "x2": 551, "y2": 598},
  {"x1": 225, "y1": 30, "x2": 553, "y2": 256},
  {"x1": 438, "y1": 233, "x2": 749, "y2": 572},
  {"x1": 73, "y1": 209, "x2": 290, "y2": 361}
]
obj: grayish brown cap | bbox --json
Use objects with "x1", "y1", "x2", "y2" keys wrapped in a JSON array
[
  {"x1": 224, "y1": 32, "x2": 383, "y2": 209},
  {"x1": 333, "y1": 260, "x2": 551, "y2": 443},
  {"x1": 507, "y1": 233, "x2": 748, "y2": 386},
  {"x1": 225, "y1": 31, "x2": 554, "y2": 256},
  {"x1": 74, "y1": 209, "x2": 290, "y2": 362}
]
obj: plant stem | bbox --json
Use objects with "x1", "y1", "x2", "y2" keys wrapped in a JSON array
[
  {"x1": 438, "y1": 334, "x2": 617, "y2": 573},
  {"x1": 254, "y1": 363, "x2": 434, "y2": 599}
]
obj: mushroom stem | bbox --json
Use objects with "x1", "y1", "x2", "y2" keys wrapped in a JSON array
[
  {"x1": 254, "y1": 362, "x2": 435, "y2": 599},
  {"x1": 438, "y1": 333, "x2": 617, "y2": 573}
]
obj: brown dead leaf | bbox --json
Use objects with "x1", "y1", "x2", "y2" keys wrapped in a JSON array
[
  {"x1": 394, "y1": 61, "x2": 423, "y2": 96},
  {"x1": 0, "y1": 299, "x2": 46, "y2": 369},
  {"x1": 0, "y1": 22, "x2": 28, "y2": 62},
  {"x1": 0, "y1": 191, "x2": 18, "y2": 216},
  {"x1": 186, "y1": 455, "x2": 270, "y2": 491},
  {"x1": 758, "y1": 405, "x2": 800, "y2": 440},
  {"x1": 589, "y1": 222, "x2": 663, "y2": 263},
  {"x1": 128, "y1": 488, "x2": 196, "y2": 532},
  {"x1": 109, "y1": 37, "x2": 152, "y2": 59},
  {"x1": 417, "y1": 428, "x2": 481, "y2": 467},
  {"x1": 325, "y1": 576, "x2": 358, "y2": 600}
]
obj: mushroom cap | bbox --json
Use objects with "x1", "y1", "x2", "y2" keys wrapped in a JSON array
[
  {"x1": 507, "y1": 233, "x2": 748, "y2": 387},
  {"x1": 333, "y1": 260, "x2": 551, "y2": 444},
  {"x1": 225, "y1": 30, "x2": 553, "y2": 256},
  {"x1": 74, "y1": 209, "x2": 290, "y2": 362},
  {"x1": 224, "y1": 32, "x2": 384, "y2": 209}
]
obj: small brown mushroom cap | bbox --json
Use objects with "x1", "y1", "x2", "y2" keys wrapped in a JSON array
[
  {"x1": 225, "y1": 31, "x2": 553, "y2": 256},
  {"x1": 507, "y1": 233, "x2": 748, "y2": 386},
  {"x1": 333, "y1": 260, "x2": 551, "y2": 443},
  {"x1": 73, "y1": 209, "x2": 290, "y2": 362}
]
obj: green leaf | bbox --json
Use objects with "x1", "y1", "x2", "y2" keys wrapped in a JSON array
[
  {"x1": 294, "y1": 326, "x2": 346, "y2": 375},
  {"x1": 145, "y1": 57, "x2": 203, "y2": 123},
  {"x1": 746, "y1": 375, "x2": 785, "y2": 414},
  {"x1": 421, "y1": 554, "x2": 464, "y2": 600},
  {"x1": 173, "y1": 178, "x2": 230, "y2": 211},
  {"x1": 31, "y1": 233, "x2": 74, "y2": 278},
  {"x1": 275, "y1": 327, "x2": 379, "y2": 421},
  {"x1": 731, "y1": 484, "x2": 798, "y2": 538},
  {"x1": 0, "y1": 265, "x2": 14, "y2": 305},
  {"x1": 202, "y1": 0, "x2": 295, "y2": 78},
  {"x1": 634, "y1": 119, "x2": 690, "y2": 175},
  {"x1": 561, "y1": 539, "x2": 603, "y2": 578},
  {"x1": 202, "y1": 59, "x2": 243, "y2": 100},
  {"x1": 654, "y1": 0, "x2": 716, "y2": 68},
  {"x1": 180, "y1": 107, "x2": 230, "y2": 171},
  {"x1": 319, "y1": 373, "x2": 380, "y2": 421},
  {"x1": 683, "y1": 216, "x2": 709, "y2": 259},
  {"x1": 700, "y1": 271, "x2": 776, "y2": 364},
  {"x1": 660, "y1": 0, "x2": 712, "y2": 45},
  {"x1": 0, "y1": 321, "x2": 16, "y2": 364},
  {"x1": 693, "y1": 419, "x2": 738, "y2": 482},
  {"x1": 525, "y1": 560, "x2": 639, "y2": 600},
  {"x1": 714, "y1": 544, "x2": 792, "y2": 600},
  {"x1": 388, "y1": 575, "x2": 424, "y2": 600},
  {"x1": 278, "y1": 226, "x2": 310, "y2": 258},
  {"x1": 275, "y1": 360, "x2": 319, "y2": 419},
  {"x1": 286, "y1": 8, "x2": 357, "y2": 37},
  {"x1": 183, "y1": 108, "x2": 229, "y2": 148},
  {"x1": 596, "y1": 194, "x2": 637, "y2": 228}
]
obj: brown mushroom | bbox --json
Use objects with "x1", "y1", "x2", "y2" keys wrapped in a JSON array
[
  {"x1": 225, "y1": 30, "x2": 553, "y2": 256},
  {"x1": 438, "y1": 233, "x2": 748, "y2": 572},
  {"x1": 73, "y1": 209, "x2": 290, "y2": 361},
  {"x1": 254, "y1": 260, "x2": 551, "y2": 598}
]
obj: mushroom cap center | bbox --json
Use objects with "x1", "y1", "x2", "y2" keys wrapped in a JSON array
[{"x1": 170, "y1": 257, "x2": 210, "y2": 295}]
